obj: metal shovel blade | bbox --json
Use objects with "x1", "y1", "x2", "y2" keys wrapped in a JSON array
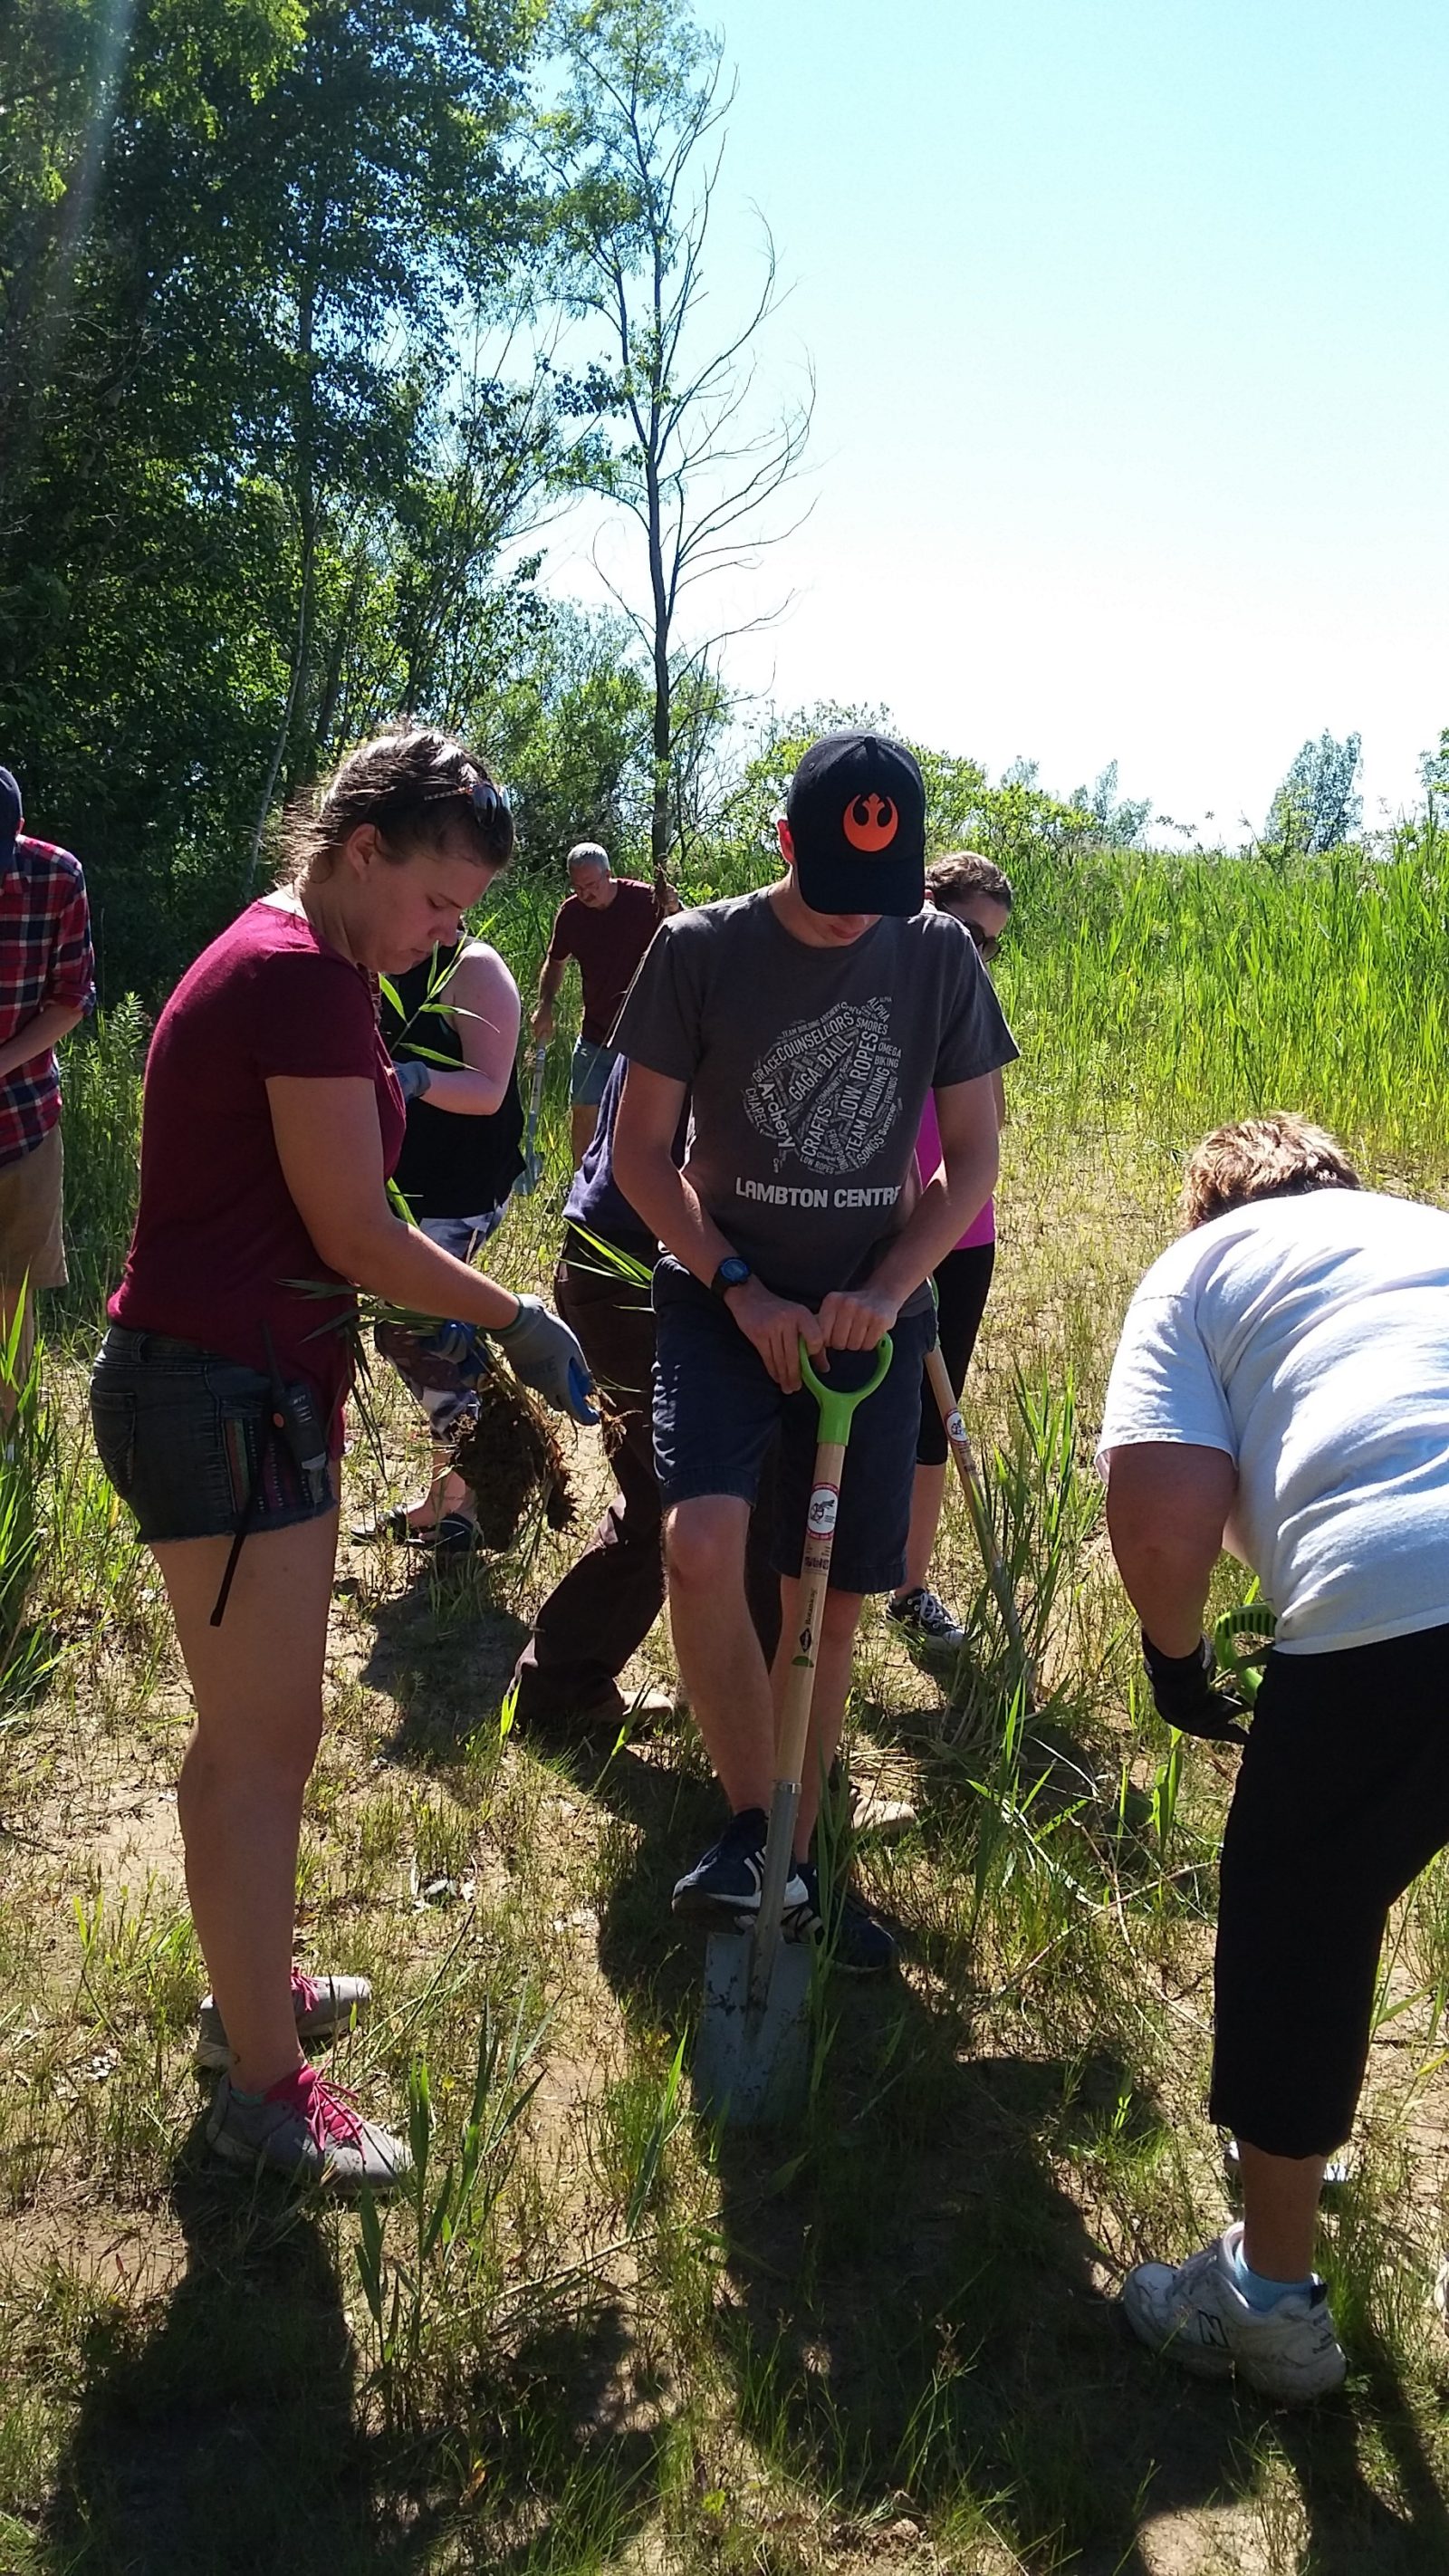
[{"x1": 693, "y1": 1922, "x2": 811, "y2": 2128}]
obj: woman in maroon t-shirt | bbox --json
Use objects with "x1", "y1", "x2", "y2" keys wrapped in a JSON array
[{"x1": 91, "y1": 729, "x2": 592, "y2": 2189}]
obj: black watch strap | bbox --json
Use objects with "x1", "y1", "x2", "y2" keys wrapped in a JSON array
[{"x1": 711, "y1": 1256, "x2": 752, "y2": 1296}]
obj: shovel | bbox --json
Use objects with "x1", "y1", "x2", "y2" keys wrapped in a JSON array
[
  {"x1": 924, "y1": 1340, "x2": 1033, "y2": 1700},
  {"x1": 693, "y1": 1332, "x2": 893, "y2": 2128},
  {"x1": 513, "y1": 1042, "x2": 548, "y2": 1197}
]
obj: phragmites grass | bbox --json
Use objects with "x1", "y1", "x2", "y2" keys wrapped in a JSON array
[{"x1": 451, "y1": 1366, "x2": 575, "y2": 1546}]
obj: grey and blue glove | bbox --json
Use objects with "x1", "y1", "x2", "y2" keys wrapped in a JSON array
[
  {"x1": 393, "y1": 1056, "x2": 431, "y2": 1103},
  {"x1": 493, "y1": 1294, "x2": 598, "y2": 1425}
]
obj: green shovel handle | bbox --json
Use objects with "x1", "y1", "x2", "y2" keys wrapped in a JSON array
[{"x1": 798, "y1": 1334, "x2": 893, "y2": 1444}]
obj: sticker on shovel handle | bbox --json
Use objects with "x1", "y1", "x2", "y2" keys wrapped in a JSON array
[
  {"x1": 945, "y1": 1410, "x2": 966, "y2": 1445},
  {"x1": 807, "y1": 1483, "x2": 839, "y2": 1536}
]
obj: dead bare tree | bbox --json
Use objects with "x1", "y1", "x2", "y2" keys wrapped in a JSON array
[{"x1": 542, "y1": 0, "x2": 811, "y2": 894}]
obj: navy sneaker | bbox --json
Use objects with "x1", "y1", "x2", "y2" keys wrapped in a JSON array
[
  {"x1": 672, "y1": 1808, "x2": 808, "y2": 1925},
  {"x1": 784, "y1": 1862, "x2": 897, "y2": 1975}
]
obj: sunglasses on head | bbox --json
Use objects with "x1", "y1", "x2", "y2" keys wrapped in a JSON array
[
  {"x1": 463, "y1": 774, "x2": 508, "y2": 827},
  {"x1": 411, "y1": 773, "x2": 509, "y2": 825}
]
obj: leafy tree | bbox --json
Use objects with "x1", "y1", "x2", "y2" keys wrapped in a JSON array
[
  {"x1": 542, "y1": 0, "x2": 811, "y2": 895},
  {"x1": 0, "y1": 0, "x2": 551, "y2": 991},
  {"x1": 1070, "y1": 760, "x2": 1151, "y2": 848},
  {"x1": 1265, "y1": 730, "x2": 1363, "y2": 857}
]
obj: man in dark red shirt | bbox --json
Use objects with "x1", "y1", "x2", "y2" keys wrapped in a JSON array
[
  {"x1": 0, "y1": 768, "x2": 96, "y2": 1396},
  {"x1": 530, "y1": 841, "x2": 673, "y2": 1163}
]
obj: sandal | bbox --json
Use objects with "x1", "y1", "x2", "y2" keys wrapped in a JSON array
[
  {"x1": 403, "y1": 1511, "x2": 479, "y2": 1559},
  {"x1": 350, "y1": 1507, "x2": 412, "y2": 1544}
]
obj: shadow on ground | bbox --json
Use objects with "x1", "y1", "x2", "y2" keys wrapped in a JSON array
[
  {"x1": 36, "y1": 2113, "x2": 664, "y2": 2574},
  {"x1": 586, "y1": 1714, "x2": 1449, "y2": 2573},
  {"x1": 351, "y1": 1548, "x2": 529, "y2": 1769}
]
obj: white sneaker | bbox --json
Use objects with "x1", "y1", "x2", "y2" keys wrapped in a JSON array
[
  {"x1": 887, "y1": 1586, "x2": 965, "y2": 1652},
  {"x1": 1121, "y1": 2224, "x2": 1346, "y2": 2404}
]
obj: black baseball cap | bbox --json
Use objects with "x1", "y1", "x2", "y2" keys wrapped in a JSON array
[
  {"x1": 0, "y1": 769, "x2": 20, "y2": 867},
  {"x1": 785, "y1": 730, "x2": 926, "y2": 918}
]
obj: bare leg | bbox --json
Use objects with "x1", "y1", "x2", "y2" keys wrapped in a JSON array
[
  {"x1": 666, "y1": 1497, "x2": 775, "y2": 1812},
  {"x1": 1237, "y1": 2142, "x2": 1328, "y2": 2281},
  {"x1": 156, "y1": 1511, "x2": 339, "y2": 2096},
  {"x1": 892, "y1": 1461, "x2": 948, "y2": 1600},
  {"x1": 772, "y1": 1578, "x2": 866, "y2": 1850},
  {"x1": 405, "y1": 1448, "x2": 472, "y2": 1530},
  {"x1": 571, "y1": 1101, "x2": 600, "y2": 1167}
]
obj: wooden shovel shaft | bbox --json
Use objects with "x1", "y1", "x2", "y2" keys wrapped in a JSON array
[
  {"x1": 923, "y1": 1343, "x2": 1032, "y2": 1683},
  {"x1": 748, "y1": 1431, "x2": 846, "y2": 2007}
]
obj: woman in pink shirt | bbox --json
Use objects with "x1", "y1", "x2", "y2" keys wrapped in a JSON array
[
  {"x1": 92, "y1": 730, "x2": 592, "y2": 2188},
  {"x1": 888, "y1": 853, "x2": 1013, "y2": 1653}
]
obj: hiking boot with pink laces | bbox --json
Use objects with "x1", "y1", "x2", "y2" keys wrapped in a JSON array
[
  {"x1": 205, "y1": 2063, "x2": 411, "y2": 2190},
  {"x1": 196, "y1": 1966, "x2": 372, "y2": 2071}
]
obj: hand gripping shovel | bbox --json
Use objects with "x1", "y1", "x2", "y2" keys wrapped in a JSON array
[
  {"x1": 513, "y1": 1042, "x2": 548, "y2": 1197},
  {"x1": 924, "y1": 1340, "x2": 1033, "y2": 1701},
  {"x1": 693, "y1": 1334, "x2": 893, "y2": 2128}
]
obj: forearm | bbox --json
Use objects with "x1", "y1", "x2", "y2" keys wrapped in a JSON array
[
  {"x1": 868, "y1": 1129, "x2": 999, "y2": 1307},
  {"x1": 415, "y1": 1065, "x2": 508, "y2": 1116},
  {"x1": 614, "y1": 1149, "x2": 733, "y2": 1287},
  {"x1": 329, "y1": 1215, "x2": 522, "y2": 1330},
  {"x1": 1110, "y1": 1539, "x2": 1218, "y2": 1657},
  {"x1": 0, "y1": 1002, "x2": 85, "y2": 1082},
  {"x1": 535, "y1": 962, "x2": 565, "y2": 1012},
  {"x1": 1106, "y1": 1445, "x2": 1235, "y2": 1655}
]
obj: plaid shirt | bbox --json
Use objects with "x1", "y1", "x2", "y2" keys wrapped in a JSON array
[{"x1": 0, "y1": 837, "x2": 96, "y2": 1168}]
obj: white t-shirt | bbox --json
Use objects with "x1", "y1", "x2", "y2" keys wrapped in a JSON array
[{"x1": 1099, "y1": 1189, "x2": 1449, "y2": 1655}]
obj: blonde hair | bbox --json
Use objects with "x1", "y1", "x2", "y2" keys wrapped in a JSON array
[
  {"x1": 1180, "y1": 1115, "x2": 1361, "y2": 1232},
  {"x1": 282, "y1": 726, "x2": 512, "y2": 887}
]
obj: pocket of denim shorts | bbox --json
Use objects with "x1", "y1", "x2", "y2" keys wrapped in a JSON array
[{"x1": 90, "y1": 1383, "x2": 138, "y2": 1501}]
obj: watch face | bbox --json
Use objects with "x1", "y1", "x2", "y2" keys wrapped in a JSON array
[{"x1": 718, "y1": 1258, "x2": 750, "y2": 1287}]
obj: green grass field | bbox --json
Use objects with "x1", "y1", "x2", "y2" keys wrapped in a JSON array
[{"x1": 4, "y1": 841, "x2": 1449, "y2": 2574}]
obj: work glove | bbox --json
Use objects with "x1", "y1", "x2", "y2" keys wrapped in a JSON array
[
  {"x1": 392, "y1": 1057, "x2": 431, "y2": 1102},
  {"x1": 493, "y1": 1294, "x2": 598, "y2": 1425},
  {"x1": 1141, "y1": 1631, "x2": 1250, "y2": 1746},
  {"x1": 374, "y1": 1317, "x2": 489, "y2": 1394}
]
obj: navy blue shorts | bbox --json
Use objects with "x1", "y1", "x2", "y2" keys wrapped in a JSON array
[
  {"x1": 651, "y1": 1258, "x2": 934, "y2": 1595},
  {"x1": 90, "y1": 1328, "x2": 336, "y2": 1546}
]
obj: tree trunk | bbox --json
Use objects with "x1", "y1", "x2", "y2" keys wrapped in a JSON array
[{"x1": 646, "y1": 451, "x2": 671, "y2": 902}]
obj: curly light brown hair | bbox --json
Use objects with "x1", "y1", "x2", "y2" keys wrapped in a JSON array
[{"x1": 1180, "y1": 1114, "x2": 1361, "y2": 1232}]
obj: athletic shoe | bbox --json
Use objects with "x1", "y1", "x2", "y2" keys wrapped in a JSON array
[
  {"x1": 1120, "y1": 2224, "x2": 1346, "y2": 2403},
  {"x1": 671, "y1": 1808, "x2": 808, "y2": 1924},
  {"x1": 887, "y1": 1587, "x2": 965, "y2": 1652},
  {"x1": 205, "y1": 2064, "x2": 412, "y2": 2190},
  {"x1": 196, "y1": 1966, "x2": 372, "y2": 2071},
  {"x1": 783, "y1": 1862, "x2": 897, "y2": 1975}
]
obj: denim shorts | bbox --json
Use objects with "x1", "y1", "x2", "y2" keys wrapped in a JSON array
[
  {"x1": 651, "y1": 1258, "x2": 934, "y2": 1595},
  {"x1": 571, "y1": 1038, "x2": 619, "y2": 1108},
  {"x1": 90, "y1": 1327, "x2": 336, "y2": 1545}
]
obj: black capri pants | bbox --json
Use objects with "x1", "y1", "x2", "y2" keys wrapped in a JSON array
[
  {"x1": 916, "y1": 1241, "x2": 995, "y2": 1466},
  {"x1": 1209, "y1": 1620, "x2": 1449, "y2": 2159}
]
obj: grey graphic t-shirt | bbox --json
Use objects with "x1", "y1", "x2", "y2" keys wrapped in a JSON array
[{"x1": 614, "y1": 889, "x2": 1017, "y2": 1297}]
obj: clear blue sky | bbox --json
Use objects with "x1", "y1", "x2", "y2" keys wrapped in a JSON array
[{"x1": 539, "y1": 0, "x2": 1449, "y2": 838}]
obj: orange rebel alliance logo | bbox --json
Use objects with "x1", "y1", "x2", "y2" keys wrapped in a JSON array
[{"x1": 841, "y1": 792, "x2": 899, "y2": 852}]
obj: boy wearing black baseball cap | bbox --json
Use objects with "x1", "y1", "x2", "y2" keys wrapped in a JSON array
[{"x1": 612, "y1": 729, "x2": 1016, "y2": 1967}]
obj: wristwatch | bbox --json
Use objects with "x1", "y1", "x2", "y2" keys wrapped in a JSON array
[{"x1": 711, "y1": 1255, "x2": 752, "y2": 1297}]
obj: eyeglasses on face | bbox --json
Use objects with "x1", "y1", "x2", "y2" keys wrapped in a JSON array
[{"x1": 964, "y1": 919, "x2": 1003, "y2": 960}]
